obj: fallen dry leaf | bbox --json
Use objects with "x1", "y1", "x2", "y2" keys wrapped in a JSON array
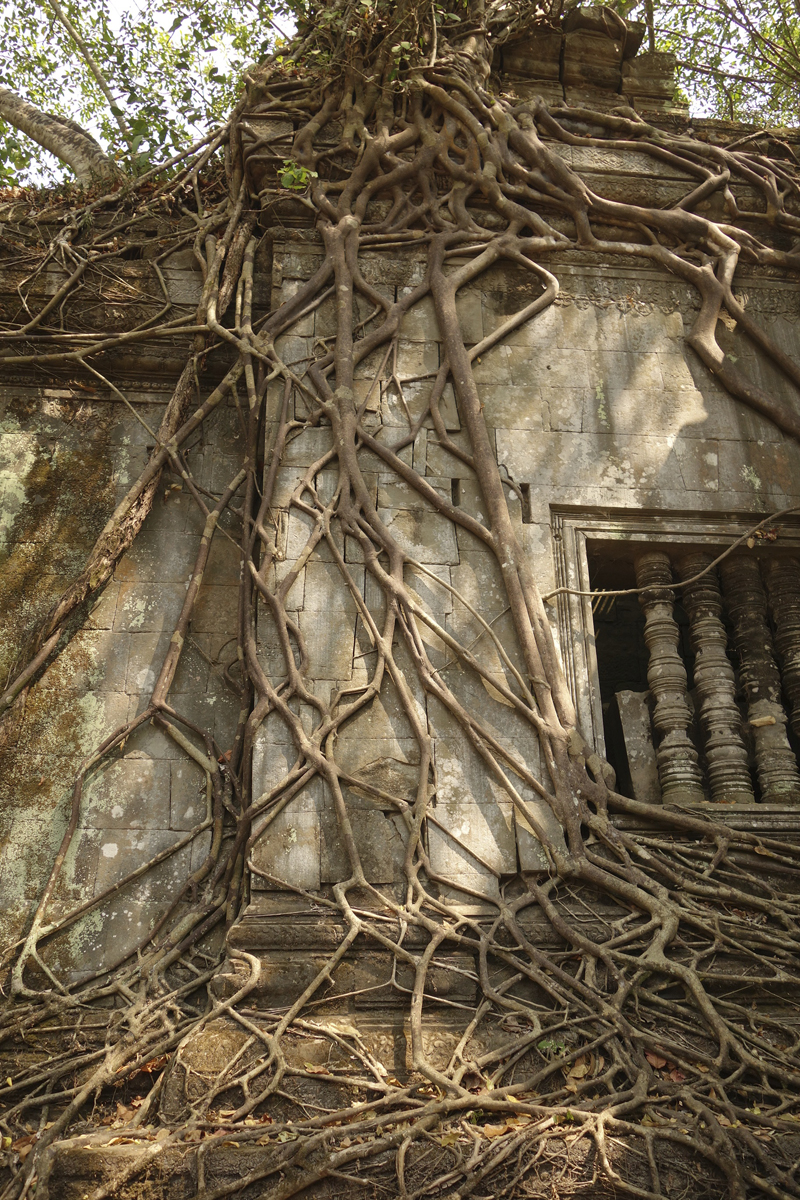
[
  {"x1": 645, "y1": 1052, "x2": 667, "y2": 1070},
  {"x1": 481, "y1": 1123, "x2": 511, "y2": 1138},
  {"x1": 434, "y1": 1130, "x2": 461, "y2": 1146},
  {"x1": 11, "y1": 1135, "x2": 36, "y2": 1161},
  {"x1": 566, "y1": 1057, "x2": 590, "y2": 1080}
]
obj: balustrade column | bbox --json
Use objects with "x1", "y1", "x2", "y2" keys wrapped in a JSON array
[
  {"x1": 635, "y1": 551, "x2": 705, "y2": 804},
  {"x1": 719, "y1": 555, "x2": 800, "y2": 803},
  {"x1": 764, "y1": 557, "x2": 800, "y2": 740},
  {"x1": 678, "y1": 552, "x2": 754, "y2": 804}
]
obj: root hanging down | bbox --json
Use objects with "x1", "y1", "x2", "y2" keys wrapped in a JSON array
[{"x1": 3, "y1": 4, "x2": 800, "y2": 1197}]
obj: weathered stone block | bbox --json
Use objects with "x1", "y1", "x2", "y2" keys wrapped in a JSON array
[
  {"x1": 514, "y1": 792, "x2": 568, "y2": 872},
  {"x1": 406, "y1": 562, "x2": 453, "y2": 615},
  {"x1": 498, "y1": 26, "x2": 562, "y2": 81},
  {"x1": 377, "y1": 473, "x2": 449, "y2": 510},
  {"x1": 92, "y1": 826, "x2": 185, "y2": 896},
  {"x1": 718, "y1": 437, "x2": 800, "y2": 497},
  {"x1": 377, "y1": 506, "x2": 459, "y2": 564},
  {"x1": 455, "y1": 289, "x2": 484, "y2": 344},
  {"x1": 399, "y1": 293, "x2": 440, "y2": 343},
  {"x1": 282, "y1": 426, "x2": 334, "y2": 467},
  {"x1": 264, "y1": 559, "x2": 306, "y2": 610},
  {"x1": 278, "y1": 278, "x2": 316, "y2": 335},
  {"x1": 114, "y1": 526, "x2": 199, "y2": 583},
  {"x1": 480, "y1": 384, "x2": 545, "y2": 432},
  {"x1": 319, "y1": 799, "x2": 402, "y2": 883},
  {"x1": 394, "y1": 338, "x2": 440, "y2": 379},
  {"x1": 190, "y1": 583, "x2": 239, "y2": 633},
  {"x1": 470, "y1": 345, "x2": 513, "y2": 385},
  {"x1": 428, "y1": 783, "x2": 515, "y2": 899},
  {"x1": 85, "y1": 581, "x2": 121, "y2": 630},
  {"x1": 22, "y1": 688, "x2": 129, "y2": 759},
  {"x1": 284, "y1": 508, "x2": 335, "y2": 562},
  {"x1": 250, "y1": 785, "x2": 321, "y2": 891},
  {"x1": 658, "y1": 347, "x2": 703, "y2": 390},
  {"x1": 602, "y1": 380, "x2": 706, "y2": 438},
  {"x1": 591, "y1": 348, "x2": 665, "y2": 397},
  {"x1": 622, "y1": 51, "x2": 680, "y2": 110},
  {"x1": 52, "y1": 628, "x2": 131, "y2": 695},
  {"x1": 297, "y1": 608, "x2": 357, "y2": 679},
  {"x1": 450, "y1": 552, "x2": 507, "y2": 624},
  {"x1": 303, "y1": 559, "x2": 365, "y2": 613},
  {"x1": 170, "y1": 760, "x2": 207, "y2": 830},
  {"x1": 675, "y1": 437, "x2": 719, "y2": 491},
  {"x1": 453, "y1": 477, "x2": 490, "y2": 526},
  {"x1": 544, "y1": 388, "x2": 584, "y2": 432},
  {"x1": 496, "y1": 428, "x2": 687, "y2": 496},
  {"x1": 274, "y1": 333, "x2": 312, "y2": 368},
  {"x1": 113, "y1": 581, "x2": 187, "y2": 633},
  {"x1": 83, "y1": 753, "x2": 171, "y2": 829},
  {"x1": 492, "y1": 300, "x2": 561, "y2": 348},
  {"x1": 423, "y1": 433, "x2": 476, "y2": 480}
]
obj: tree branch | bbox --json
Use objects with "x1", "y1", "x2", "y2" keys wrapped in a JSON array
[
  {"x1": 43, "y1": 0, "x2": 133, "y2": 148},
  {"x1": 0, "y1": 84, "x2": 120, "y2": 186}
]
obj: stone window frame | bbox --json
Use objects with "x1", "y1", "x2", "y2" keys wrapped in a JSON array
[{"x1": 549, "y1": 505, "x2": 800, "y2": 760}]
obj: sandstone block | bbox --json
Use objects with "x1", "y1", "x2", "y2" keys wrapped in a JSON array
[
  {"x1": 83, "y1": 753, "x2": 171, "y2": 829},
  {"x1": 377, "y1": 506, "x2": 459, "y2": 564},
  {"x1": 250, "y1": 786, "x2": 321, "y2": 891},
  {"x1": 113, "y1": 581, "x2": 187, "y2": 633},
  {"x1": 319, "y1": 800, "x2": 402, "y2": 884},
  {"x1": 480, "y1": 383, "x2": 545, "y2": 432},
  {"x1": 303, "y1": 559, "x2": 365, "y2": 614},
  {"x1": 170, "y1": 760, "x2": 207, "y2": 830},
  {"x1": 297, "y1": 608, "x2": 357, "y2": 679}
]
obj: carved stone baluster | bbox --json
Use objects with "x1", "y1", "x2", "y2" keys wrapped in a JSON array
[
  {"x1": 764, "y1": 557, "x2": 800, "y2": 740},
  {"x1": 635, "y1": 551, "x2": 705, "y2": 804},
  {"x1": 719, "y1": 556, "x2": 800, "y2": 803},
  {"x1": 678, "y1": 552, "x2": 754, "y2": 804}
]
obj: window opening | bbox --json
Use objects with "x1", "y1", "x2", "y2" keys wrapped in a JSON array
[{"x1": 585, "y1": 541, "x2": 800, "y2": 806}]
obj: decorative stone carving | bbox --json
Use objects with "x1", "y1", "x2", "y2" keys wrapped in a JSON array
[
  {"x1": 764, "y1": 557, "x2": 800, "y2": 740},
  {"x1": 554, "y1": 273, "x2": 800, "y2": 319},
  {"x1": 720, "y1": 556, "x2": 800, "y2": 803},
  {"x1": 635, "y1": 551, "x2": 705, "y2": 804},
  {"x1": 678, "y1": 552, "x2": 754, "y2": 803}
]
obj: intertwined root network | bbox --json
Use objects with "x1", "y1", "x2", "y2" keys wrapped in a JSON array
[{"x1": 3, "y1": 19, "x2": 800, "y2": 1197}]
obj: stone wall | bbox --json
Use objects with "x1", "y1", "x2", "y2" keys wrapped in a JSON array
[
  {"x1": 3, "y1": 126, "x2": 800, "y2": 992},
  {"x1": 0, "y1": 240, "x2": 254, "y2": 977},
  {"x1": 230, "y1": 225, "x2": 800, "y2": 1037}
]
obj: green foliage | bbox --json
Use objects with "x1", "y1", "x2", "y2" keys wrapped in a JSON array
[
  {"x1": 537, "y1": 1036, "x2": 567, "y2": 1056},
  {"x1": 3, "y1": 0, "x2": 800, "y2": 189},
  {"x1": 0, "y1": 0, "x2": 289, "y2": 185},
  {"x1": 613, "y1": 0, "x2": 800, "y2": 125},
  {"x1": 278, "y1": 158, "x2": 317, "y2": 189}
]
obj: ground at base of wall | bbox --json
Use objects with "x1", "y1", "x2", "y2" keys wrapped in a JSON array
[{"x1": 39, "y1": 1132, "x2": 742, "y2": 1200}]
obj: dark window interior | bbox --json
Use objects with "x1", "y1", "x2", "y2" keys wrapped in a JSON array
[{"x1": 586, "y1": 543, "x2": 695, "y2": 798}]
